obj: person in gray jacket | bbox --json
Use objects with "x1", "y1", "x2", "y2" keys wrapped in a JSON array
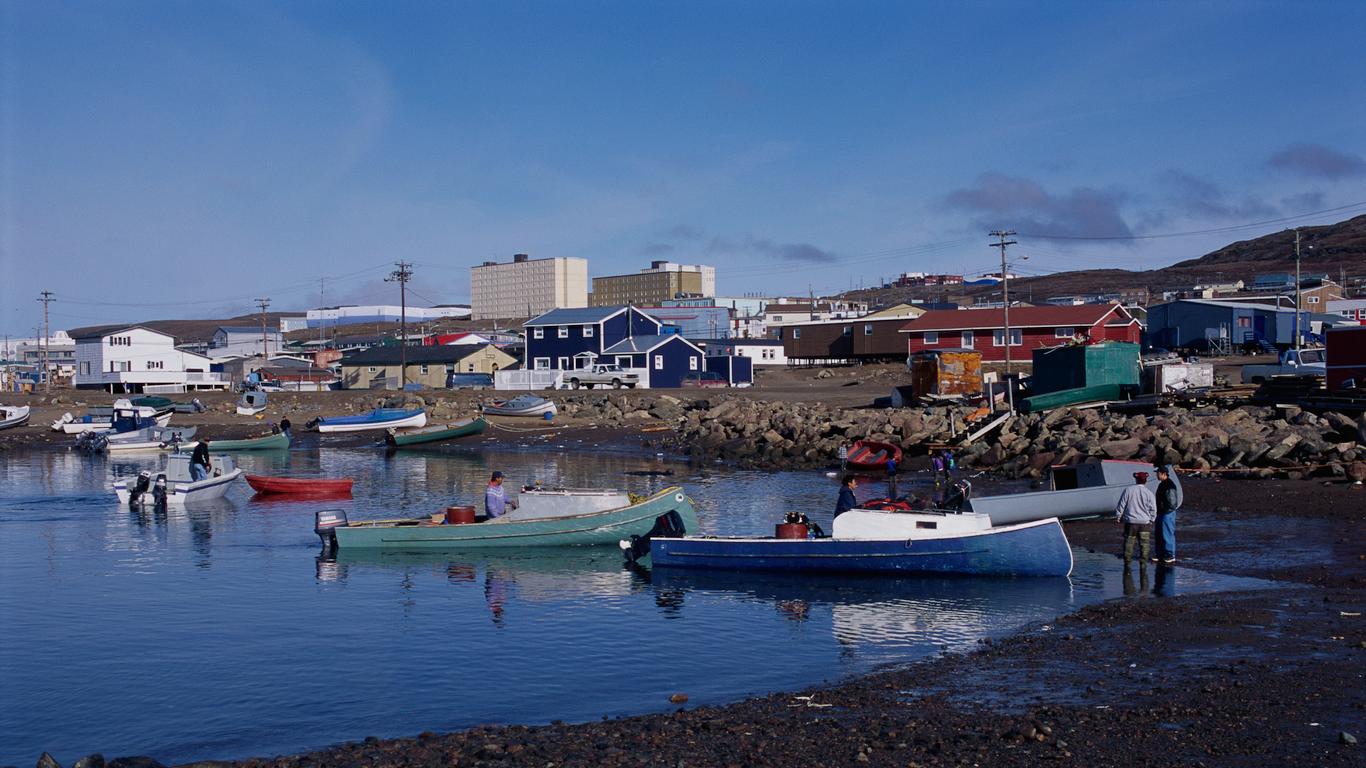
[
  {"x1": 1115, "y1": 471, "x2": 1158, "y2": 564},
  {"x1": 1153, "y1": 465, "x2": 1183, "y2": 565}
]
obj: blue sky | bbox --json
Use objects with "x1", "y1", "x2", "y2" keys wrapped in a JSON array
[{"x1": 3, "y1": 0, "x2": 1365, "y2": 334}]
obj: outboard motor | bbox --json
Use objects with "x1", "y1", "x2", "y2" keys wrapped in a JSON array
[
  {"x1": 151, "y1": 476, "x2": 168, "y2": 507},
  {"x1": 315, "y1": 509, "x2": 348, "y2": 550},
  {"x1": 127, "y1": 471, "x2": 153, "y2": 508},
  {"x1": 941, "y1": 479, "x2": 972, "y2": 512},
  {"x1": 620, "y1": 509, "x2": 688, "y2": 564}
]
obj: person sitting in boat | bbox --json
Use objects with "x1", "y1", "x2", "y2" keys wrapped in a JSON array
[
  {"x1": 189, "y1": 439, "x2": 212, "y2": 482},
  {"x1": 485, "y1": 471, "x2": 518, "y2": 518},
  {"x1": 834, "y1": 474, "x2": 858, "y2": 518}
]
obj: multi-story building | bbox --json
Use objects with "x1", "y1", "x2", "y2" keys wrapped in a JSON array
[
  {"x1": 471, "y1": 254, "x2": 588, "y2": 321},
  {"x1": 70, "y1": 325, "x2": 229, "y2": 392},
  {"x1": 589, "y1": 261, "x2": 716, "y2": 306},
  {"x1": 11, "y1": 331, "x2": 77, "y2": 383}
]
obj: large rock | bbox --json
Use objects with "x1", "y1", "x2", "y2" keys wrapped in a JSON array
[{"x1": 1100, "y1": 438, "x2": 1141, "y2": 459}]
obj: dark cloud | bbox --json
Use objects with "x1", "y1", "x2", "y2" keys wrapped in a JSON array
[
  {"x1": 941, "y1": 173, "x2": 1133, "y2": 238},
  {"x1": 1266, "y1": 143, "x2": 1366, "y2": 180},
  {"x1": 1158, "y1": 170, "x2": 1277, "y2": 220},
  {"x1": 642, "y1": 225, "x2": 837, "y2": 263},
  {"x1": 1281, "y1": 190, "x2": 1325, "y2": 211}
]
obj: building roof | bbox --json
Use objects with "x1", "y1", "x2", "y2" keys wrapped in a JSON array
[
  {"x1": 341, "y1": 344, "x2": 508, "y2": 366},
  {"x1": 900, "y1": 304, "x2": 1127, "y2": 334},
  {"x1": 1161, "y1": 299, "x2": 1301, "y2": 313},
  {"x1": 603, "y1": 334, "x2": 702, "y2": 355},
  {"x1": 216, "y1": 326, "x2": 279, "y2": 335},
  {"x1": 69, "y1": 324, "x2": 175, "y2": 341},
  {"x1": 526, "y1": 306, "x2": 634, "y2": 326},
  {"x1": 693, "y1": 337, "x2": 783, "y2": 347}
]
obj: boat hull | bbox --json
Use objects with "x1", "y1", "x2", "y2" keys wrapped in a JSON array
[
  {"x1": 650, "y1": 517, "x2": 1073, "y2": 577},
  {"x1": 386, "y1": 417, "x2": 487, "y2": 447},
  {"x1": 317, "y1": 409, "x2": 427, "y2": 433},
  {"x1": 246, "y1": 475, "x2": 354, "y2": 495},
  {"x1": 113, "y1": 468, "x2": 243, "y2": 506},
  {"x1": 482, "y1": 396, "x2": 557, "y2": 417},
  {"x1": 334, "y1": 487, "x2": 697, "y2": 550},
  {"x1": 210, "y1": 432, "x2": 291, "y2": 451},
  {"x1": 845, "y1": 440, "x2": 903, "y2": 471},
  {"x1": 0, "y1": 406, "x2": 30, "y2": 430}
]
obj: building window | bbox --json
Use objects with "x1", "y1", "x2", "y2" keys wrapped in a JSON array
[
  {"x1": 1307, "y1": 296, "x2": 1319, "y2": 305},
  {"x1": 842, "y1": 326, "x2": 852, "y2": 337},
  {"x1": 583, "y1": 326, "x2": 594, "y2": 338},
  {"x1": 446, "y1": 363, "x2": 456, "y2": 373},
  {"x1": 793, "y1": 328, "x2": 801, "y2": 339},
  {"x1": 420, "y1": 365, "x2": 429, "y2": 375},
  {"x1": 533, "y1": 357, "x2": 550, "y2": 370},
  {"x1": 924, "y1": 332, "x2": 939, "y2": 345},
  {"x1": 773, "y1": 315, "x2": 782, "y2": 321},
  {"x1": 654, "y1": 354, "x2": 664, "y2": 370},
  {"x1": 557, "y1": 327, "x2": 569, "y2": 339},
  {"x1": 1055, "y1": 327, "x2": 1075, "y2": 338},
  {"x1": 993, "y1": 329, "x2": 1023, "y2": 346},
  {"x1": 689, "y1": 357, "x2": 699, "y2": 370},
  {"x1": 617, "y1": 356, "x2": 632, "y2": 367},
  {"x1": 368, "y1": 366, "x2": 377, "y2": 373},
  {"x1": 961, "y1": 331, "x2": 974, "y2": 349},
  {"x1": 1237, "y1": 317, "x2": 1251, "y2": 328},
  {"x1": 864, "y1": 324, "x2": 873, "y2": 335},
  {"x1": 80, "y1": 362, "x2": 90, "y2": 375},
  {"x1": 533, "y1": 328, "x2": 544, "y2": 339}
]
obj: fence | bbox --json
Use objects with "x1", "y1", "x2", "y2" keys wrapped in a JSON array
[{"x1": 494, "y1": 370, "x2": 564, "y2": 391}]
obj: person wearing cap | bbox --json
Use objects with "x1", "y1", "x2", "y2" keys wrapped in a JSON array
[
  {"x1": 1153, "y1": 465, "x2": 1183, "y2": 565},
  {"x1": 1114, "y1": 471, "x2": 1157, "y2": 564},
  {"x1": 485, "y1": 471, "x2": 518, "y2": 519}
]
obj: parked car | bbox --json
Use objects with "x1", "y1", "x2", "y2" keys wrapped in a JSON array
[
  {"x1": 681, "y1": 372, "x2": 727, "y2": 388},
  {"x1": 566, "y1": 364, "x2": 640, "y2": 389}
]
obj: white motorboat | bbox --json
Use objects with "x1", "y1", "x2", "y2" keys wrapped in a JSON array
[
  {"x1": 482, "y1": 395, "x2": 557, "y2": 417},
  {"x1": 311, "y1": 407, "x2": 427, "y2": 434},
  {"x1": 100, "y1": 426, "x2": 199, "y2": 453},
  {"x1": 236, "y1": 390, "x2": 268, "y2": 416},
  {"x1": 114, "y1": 453, "x2": 242, "y2": 507},
  {"x1": 0, "y1": 405, "x2": 30, "y2": 430},
  {"x1": 52, "y1": 399, "x2": 170, "y2": 433}
]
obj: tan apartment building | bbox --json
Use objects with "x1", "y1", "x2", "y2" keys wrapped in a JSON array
[
  {"x1": 339, "y1": 344, "x2": 517, "y2": 389},
  {"x1": 471, "y1": 254, "x2": 589, "y2": 321},
  {"x1": 590, "y1": 261, "x2": 716, "y2": 307}
]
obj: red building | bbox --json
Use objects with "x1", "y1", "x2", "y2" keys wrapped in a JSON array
[{"x1": 900, "y1": 304, "x2": 1141, "y2": 363}]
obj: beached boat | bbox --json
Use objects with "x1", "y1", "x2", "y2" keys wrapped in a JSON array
[
  {"x1": 637, "y1": 507, "x2": 1073, "y2": 578},
  {"x1": 845, "y1": 439, "x2": 903, "y2": 471},
  {"x1": 385, "y1": 416, "x2": 487, "y2": 448},
  {"x1": 208, "y1": 431, "x2": 291, "y2": 451},
  {"x1": 962, "y1": 458, "x2": 1163, "y2": 526},
  {"x1": 132, "y1": 396, "x2": 205, "y2": 414},
  {"x1": 316, "y1": 486, "x2": 696, "y2": 550},
  {"x1": 51, "y1": 400, "x2": 171, "y2": 433},
  {"x1": 99, "y1": 426, "x2": 199, "y2": 453},
  {"x1": 236, "y1": 390, "x2": 268, "y2": 416},
  {"x1": 311, "y1": 408, "x2": 427, "y2": 434},
  {"x1": 482, "y1": 395, "x2": 557, "y2": 418},
  {"x1": 113, "y1": 453, "x2": 242, "y2": 507},
  {"x1": 0, "y1": 405, "x2": 30, "y2": 430},
  {"x1": 246, "y1": 474, "x2": 354, "y2": 496}
]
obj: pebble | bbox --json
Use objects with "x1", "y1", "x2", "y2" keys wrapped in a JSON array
[{"x1": 1342, "y1": 731, "x2": 1358, "y2": 745}]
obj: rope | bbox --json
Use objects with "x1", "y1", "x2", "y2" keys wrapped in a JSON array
[{"x1": 487, "y1": 421, "x2": 596, "y2": 434}]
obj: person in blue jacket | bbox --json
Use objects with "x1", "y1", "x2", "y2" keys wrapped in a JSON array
[{"x1": 835, "y1": 475, "x2": 858, "y2": 518}]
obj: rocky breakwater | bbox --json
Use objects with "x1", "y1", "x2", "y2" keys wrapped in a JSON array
[{"x1": 663, "y1": 394, "x2": 1366, "y2": 480}]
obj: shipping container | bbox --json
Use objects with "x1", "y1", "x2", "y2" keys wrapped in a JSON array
[
  {"x1": 1030, "y1": 342, "x2": 1141, "y2": 396},
  {"x1": 909, "y1": 349, "x2": 983, "y2": 397}
]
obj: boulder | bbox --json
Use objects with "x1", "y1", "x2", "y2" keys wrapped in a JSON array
[
  {"x1": 1100, "y1": 438, "x2": 1141, "y2": 459},
  {"x1": 1348, "y1": 462, "x2": 1366, "y2": 483}
]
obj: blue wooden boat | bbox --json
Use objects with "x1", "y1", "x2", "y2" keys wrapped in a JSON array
[
  {"x1": 646, "y1": 508, "x2": 1072, "y2": 578},
  {"x1": 309, "y1": 407, "x2": 427, "y2": 434}
]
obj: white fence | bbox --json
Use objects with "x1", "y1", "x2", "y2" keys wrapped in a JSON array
[
  {"x1": 143, "y1": 384, "x2": 188, "y2": 394},
  {"x1": 495, "y1": 370, "x2": 564, "y2": 391}
]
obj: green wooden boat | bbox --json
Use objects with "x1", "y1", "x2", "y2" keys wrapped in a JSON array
[
  {"x1": 385, "y1": 416, "x2": 487, "y2": 447},
  {"x1": 207, "y1": 431, "x2": 291, "y2": 451},
  {"x1": 321, "y1": 486, "x2": 697, "y2": 550}
]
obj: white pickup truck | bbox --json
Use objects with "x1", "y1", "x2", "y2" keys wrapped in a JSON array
[
  {"x1": 566, "y1": 363, "x2": 640, "y2": 389},
  {"x1": 1241, "y1": 348, "x2": 1327, "y2": 384}
]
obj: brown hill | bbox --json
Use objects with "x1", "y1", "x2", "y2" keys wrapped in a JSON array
[{"x1": 845, "y1": 214, "x2": 1366, "y2": 307}]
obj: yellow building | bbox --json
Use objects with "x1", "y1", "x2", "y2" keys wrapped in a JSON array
[
  {"x1": 590, "y1": 261, "x2": 716, "y2": 306},
  {"x1": 340, "y1": 344, "x2": 517, "y2": 390}
]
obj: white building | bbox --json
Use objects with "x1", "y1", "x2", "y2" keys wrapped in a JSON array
[
  {"x1": 1329, "y1": 298, "x2": 1366, "y2": 322},
  {"x1": 470, "y1": 254, "x2": 588, "y2": 321},
  {"x1": 699, "y1": 338, "x2": 788, "y2": 366},
  {"x1": 210, "y1": 326, "x2": 285, "y2": 359},
  {"x1": 8, "y1": 331, "x2": 77, "y2": 382},
  {"x1": 305, "y1": 305, "x2": 470, "y2": 329},
  {"x1": 72, "y1": 325, "x2": 229, "y2": 392}
]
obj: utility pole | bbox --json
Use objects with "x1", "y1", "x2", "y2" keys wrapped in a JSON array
[
  {"x1": 989, "y1": 230, "x2": 1018, "y2": 375},
  {"x1": 386, "y1": 261, "x2": 413, "y2": 389},
  {"x1": 319, "y1": 278, "x2": 326, "y2": 345},
  {"x1": 38, "y1": 291, "x2": 54, "y2": 393},
  {"x1": 1293, "y1": 229, "x2": 1302, "y2": 352},
  {"x1": 255, "y1": 297, "x2": 271, "y2": 359}
]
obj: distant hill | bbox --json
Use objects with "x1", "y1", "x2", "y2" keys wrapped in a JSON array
[{"x1": 844, "y1": 213, "x2": 1366, "y2": 307}]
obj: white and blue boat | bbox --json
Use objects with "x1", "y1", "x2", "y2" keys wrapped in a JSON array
[
  {"x1": 310, "y1": 407, "x2": 427, "y2": 434},
  {"x1": 642, "y1": 507, "x2": 1073, "y2": 578}
]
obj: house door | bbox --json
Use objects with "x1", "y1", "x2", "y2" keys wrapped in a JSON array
[
  {"x1": 1253, "y1": 314, "x2": 1267, "y2": 340},
  {"x1": 557, "y1": 357, "x2": 569, "y2": 370}
]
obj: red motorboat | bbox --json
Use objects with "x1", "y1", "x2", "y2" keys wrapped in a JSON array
[
  {"x1": 245, "y1": 474, "x2": 354, "y2": 496},
  {"x1": 844, "y1": 440, "x2": 903, "y2": 471}
]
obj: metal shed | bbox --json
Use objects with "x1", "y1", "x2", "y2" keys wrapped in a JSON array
[{"x1": 1030, "y1": 342, "x2": 1141, "y2": 396}]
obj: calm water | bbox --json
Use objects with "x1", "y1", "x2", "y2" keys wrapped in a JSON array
[{"x1": 0, "y1": 441, "x2": 1268, "y2": 765}]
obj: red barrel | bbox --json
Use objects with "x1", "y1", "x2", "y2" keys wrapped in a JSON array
[
  {"x1": 445, "y1": 506, "x2": 476, "y2": 525},
  {"x1": 775, "y1": 522, "x2": 809, "y2": 539}
]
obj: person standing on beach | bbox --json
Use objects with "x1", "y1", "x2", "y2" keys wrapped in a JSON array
[
  {"x1": 835, "y1": 475, "x2": 858, "y2": 518},
  {"x1": 1153, "y1": 465, "x2": 1182, "y2": 565},
  {"x1": 1115, "y1": 471, "x2": 1157, "y2": 564}
]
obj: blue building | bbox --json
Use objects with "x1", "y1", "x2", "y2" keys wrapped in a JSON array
[
  {"x1": 601, "y1": 334, "x2": 706, "y2": 388},
  {"x1": 1146, "y1": 299, "x2": 1310, "y2": 351}
]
